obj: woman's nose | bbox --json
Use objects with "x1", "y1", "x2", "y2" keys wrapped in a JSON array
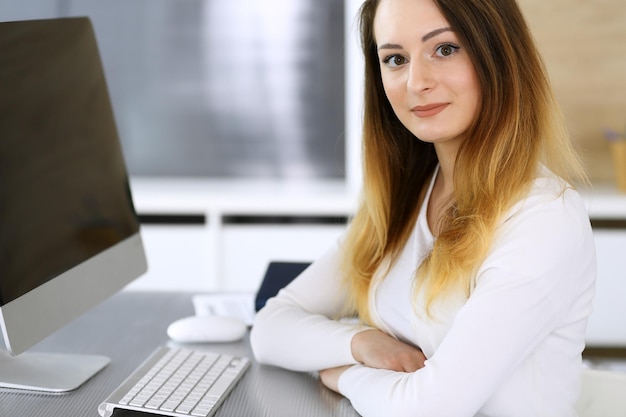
[{"x1": 407, "y1": 59, "x2": 435, "y2": 94}]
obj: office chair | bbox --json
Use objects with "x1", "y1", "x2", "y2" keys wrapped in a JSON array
[{"x1": 575, "y1": 367, "x2": 626, "y2": 417}]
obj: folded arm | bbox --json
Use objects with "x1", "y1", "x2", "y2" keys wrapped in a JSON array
[{"x1": 250, "y1": 241, "x2": 366, "y2": 371}]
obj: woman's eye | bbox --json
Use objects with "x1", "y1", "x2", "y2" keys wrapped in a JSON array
[
  {"x1": 382, "y1": 54, "x2": 407, "y2": 68},
  {"x1": 435, "y1": 43, "x2": 460, "y2": 58}
]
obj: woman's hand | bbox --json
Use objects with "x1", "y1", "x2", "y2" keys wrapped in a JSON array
[
  {"x1": 352, "y1": 328, "x2": 427, "y2": 372},
  {"x1": 319, "y1": 329, "x2": 426, "y2": 394},
  {"x1": 319, "y1": 365, "x2": 352, "y2": 393}
]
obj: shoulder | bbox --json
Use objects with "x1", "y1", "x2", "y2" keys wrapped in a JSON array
[
  {"x1": 484, "y1": 170, "x2": 595, "y2": 273},
  {"x1": 503, "y1": 168, "x2": 590, "y2": 235},
  {"x1": 474, "y1": 170, "x2": 596, "y2": 315}
]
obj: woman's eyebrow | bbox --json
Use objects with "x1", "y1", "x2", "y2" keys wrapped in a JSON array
[
  {"x1": 421, "y1": 27, "x2": 452, "y2": 42},
  {"x1": 377, "y1": 27, "x2": 453, "y2": 51},
  {"x1": 378, "y1": 43, "x2": 402, "y2": 51}
]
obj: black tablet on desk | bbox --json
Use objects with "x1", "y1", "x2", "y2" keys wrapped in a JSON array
[{"x1": 254, "y1": 261, "x2": 311, "y2": 312}]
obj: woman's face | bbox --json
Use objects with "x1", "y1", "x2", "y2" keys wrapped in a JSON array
[{"x1": 373, "y1": 0, "x2": 481, "y2": 148}]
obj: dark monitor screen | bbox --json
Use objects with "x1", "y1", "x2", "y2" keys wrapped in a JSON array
[
  {"x1": 0, "y1": 96, "x2": 139, "y2": 305},
  {"x1": 0, "y1": 17, "x2": 147, "y2": 392}
]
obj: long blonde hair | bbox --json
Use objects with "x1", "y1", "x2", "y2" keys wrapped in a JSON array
[{"x1": 341, "y1": 0, "x2": 587, "y2": 323}]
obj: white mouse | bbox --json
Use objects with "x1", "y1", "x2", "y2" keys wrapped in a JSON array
[{"x1": 166, "y1": 315, "x2": 247, "y2": 343}]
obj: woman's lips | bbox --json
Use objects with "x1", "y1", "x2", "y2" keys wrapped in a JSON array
[{"x1": 411, "y1": 103, "x2": 449, "y2": 117}]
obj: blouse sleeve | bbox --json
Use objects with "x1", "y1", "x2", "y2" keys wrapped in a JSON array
[
  {"x1": 250, "y1": 238, "x2": 367, "y2": 371},
  {"x1": 338, "y1": 189, "x2": 596, "y2": 417}
]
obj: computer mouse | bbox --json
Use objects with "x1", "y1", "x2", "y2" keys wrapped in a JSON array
[{"x1": 166, "y1": 315, "x2": 247, "y2": 343}]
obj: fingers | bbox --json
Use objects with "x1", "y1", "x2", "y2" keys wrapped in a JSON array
[
  {"x1": 378, "y1": 350, "x2": 425, "y2": 372},
  {"x1": 318, "y1": 368, "x2": 337, "y2": 392},
  {"x1": 351, "y1": 328, "x2": 427, "y2": 372},
  {"x1": 319, "y1": 365, "x2": 352, "y2": 393},
  {"x1": 399, "y1": 351, "x2": 427, "y2": 372}
]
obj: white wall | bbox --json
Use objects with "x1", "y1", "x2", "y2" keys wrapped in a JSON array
[
  {"x1": 586, "y1": 230, "x2": 626, "y2": 346},
  {"x1": 345, "y1": 0, "x2": 365, "y2": 194}
]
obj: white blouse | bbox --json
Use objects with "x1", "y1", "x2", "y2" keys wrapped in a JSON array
[{"x1": 250, "y1": 170, "x2": 597, "y2": 417}]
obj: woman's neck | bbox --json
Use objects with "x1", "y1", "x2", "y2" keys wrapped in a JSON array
[
  {"x1": 427, "y1": 144, "x2": 458, "y2": 235},
  {"x1": 433, "y1": 142, "x2": 457, "y2": 196}
]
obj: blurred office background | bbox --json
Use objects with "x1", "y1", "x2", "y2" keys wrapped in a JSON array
[
  {"x1": 0, "y1": 0, "x2": 364, "y2": 295},
  {"x1": 1, "y1": 0, "x2": 346, "y2": 180}
]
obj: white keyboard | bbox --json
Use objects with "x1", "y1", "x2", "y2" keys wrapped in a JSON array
[{"x1": 98, "y1": 346, "x2": 250, "y2": 417}]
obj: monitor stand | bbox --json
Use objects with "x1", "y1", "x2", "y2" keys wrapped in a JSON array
[{"x1": 0, "y1": 350, "x2": 110, "y2": 393}]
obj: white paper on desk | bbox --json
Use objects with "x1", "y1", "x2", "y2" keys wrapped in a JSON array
[{"x1": 192, "y1": 293, "x2": 256, "y2": 326}]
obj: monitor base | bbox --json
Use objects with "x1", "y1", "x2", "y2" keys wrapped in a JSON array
[{"x1": 0, "y1": 350, "x2": 110, "y2": 393}]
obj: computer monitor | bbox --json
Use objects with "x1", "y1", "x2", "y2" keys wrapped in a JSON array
[{"x1": 0, "y1": 17, "x2": 147, "y2": 392}]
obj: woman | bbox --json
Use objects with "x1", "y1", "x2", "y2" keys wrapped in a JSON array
[{"x1": 250, "y1": 0, "x2": 596, "y2": 415}]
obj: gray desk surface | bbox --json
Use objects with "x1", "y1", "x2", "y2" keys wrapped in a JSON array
[{"x1": 1, "y1": 291, "x2": 359, "y2": 417}]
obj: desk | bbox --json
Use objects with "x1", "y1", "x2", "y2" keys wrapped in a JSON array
[{"x1": 1, "y1": 291, "x2": 359, "y2": 417}]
